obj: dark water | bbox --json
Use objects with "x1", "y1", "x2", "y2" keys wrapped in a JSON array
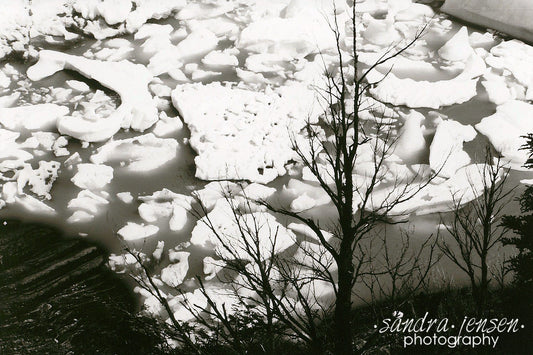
[{"x1": 0, "y1": 219, "x2": 171, "y2": 354}]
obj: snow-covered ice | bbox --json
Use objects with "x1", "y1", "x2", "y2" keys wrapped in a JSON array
[
  {"x1": 475, "y1": 100, "x2": 533, "y2": 169},
  {"x1": 71, "y1": 163, "x2": 113, "y2": 190},
  {"x1": 118, "y1": 222, "x2": 159, "y2": 241}
]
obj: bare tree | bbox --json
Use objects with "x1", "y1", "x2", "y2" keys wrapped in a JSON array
[
  {"x1": 438, "y1": 150, "x2": 514, "y2": 313},
  {"x1": 258, "y1": 6, "x2": 435, "y2": 354},
  {"x1": 124, "y1": 4, "x2": 439, "y2": 354}
]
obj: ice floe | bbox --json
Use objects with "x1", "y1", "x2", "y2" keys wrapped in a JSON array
[
  {"x1": 437, "y1": 27, "x2": 473, "y2": 63},
  {"x1": 172, "y1": 81, "x2": 320, "y2": 182},
  {"x1": 429, "y1": 120, "x2": 477, "y2": 178},
  {"x1": 161, "y1": 251, "x2": 190, "y2": 287},
  {"x1": 16, "y1": 161, "x2": 60, "y2": 200},
  {"x1": 118, "y1": 222, "x2": 159, "y2": 241},
  {"x1": 0, "y1": 104, "x2": 69, "y2": 131},
  {"x1": 90, "y1": 133, "x2": 179, "y2": 172},
  {"x1": 67, "y1": 189, "x2": 109, "y2": 215},
  {"x1": 367, "y1": 53, "x2": 486, "y2": 109},
  {"x1": 190, "y1": 199, "x2": 296, "y2": 261},
  {"x1": 27, "y1": 50, "x2": 158, "y2": 141},
  {"x1": 475, "y1": 100, "x2": 533, "y2": 169},
  {"x1": 138, "y1": 189, "x2": 193, "y2": 232},
  {"x1": 71, "y1": 163, "x2": 113, "y2": 190},
  {"x1": 483, "y1": 40, "x2": 533, "y2": 102},
  {"x1": 368, "y1": 164, "x2": 501, "y2": 216},
  {"x1": 117, "y1": 192, "x2": 134, "y2": 204},
  {"x1": 237, "y1": 0, "x2": 344, "y2": 58},
  {"x1": 394, "y1": 110, "x2": 427, "y2": 164}
]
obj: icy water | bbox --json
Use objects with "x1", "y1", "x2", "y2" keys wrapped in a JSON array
[{"x1": 0, "y1": 0, "x2": 531, "y2": 323}]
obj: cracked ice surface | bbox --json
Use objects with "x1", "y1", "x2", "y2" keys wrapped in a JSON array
[{"x1": 172, "y1": 81, "x2": 321, "y2": 183}]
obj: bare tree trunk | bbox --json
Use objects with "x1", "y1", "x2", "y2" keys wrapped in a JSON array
[{"x1": 335, "y1": 247, "x2": 354, "y2": 354}]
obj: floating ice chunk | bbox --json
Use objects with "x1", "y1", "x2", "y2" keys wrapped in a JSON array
[
  {"x1": 191, "y1": 69, "x2": 221, "y2": 81},
  {"x1": 191, "y1": 181, "x2": 240, "y2": 210},
  {"x1": 368, "y1": 164, "x2": 499, "y2": 216},
  {"x1": 90, "y1": 133, "x2": 178, "y2": 172},
  {"x1": 245, "y1": 53, "x2": 292, "y2": 74},
  {"x1": 240, "y1": 183, "x2": 276, "y2": 201},
  {"x1": 67, "y1": 210, "x2": 94, "y2": 223},
  {"x1": 118, "y1": 222, "x2": 159, "y2": 241},
  {"x1": 138, "y1": 188, "x2": 193, "y2": 230},
  {"x1": 139, "y1": 188, "x2": 192, "y2": 203},
  {"x1": 169, "y1": 203, "x2": 188, "y2": 231},
  {"x1": 135, "y1": 23, "x2": 173, "y2": 42},
  {"x1": 203, "y1": 256, "x2": 225, "y2": 281},
  {"x1": 139, "y1": 201, "x2": 173, "y2": 223},
  {"x1": 187, "y1": 17, "x2": 239, "y2": 38},
  {"x1": 358, "y1": 52, "x2": 445, "y2": 80},
  {"x1": 172, "y1": 81, "x2": 320, "y2": 182},
  {"x1": 202, "y1": 50, "x2": 239, "y2": 67},
  {"x1": 190, "y1": 199, "x2": 296, "y2": 261},
  {"x1": 0, "y1": 104, "x2": 69, "y2": 131},
  {"x1": 363, "y1": 16, "x2": 400, "y2": 46},
  {"x1": 108, "y1": 250, "x2": 148, "y2": 273},
  {"x1": 94, "y1": 46, "x2": 133, "y2": 61},
  {"x1": 71, "y1": 163, "x2": 113, "y2": 190},
  {"x1": 438, "y1": 27, "x2": 473, "y2": 62},
  {"x1": 27, "y1": 50, "x2": 157, "y2": 141},
  {"x1": 2, "y1": 182, "x2": 17, "y2": 204},
  {"x1": 237, "y1": 2, "x2": 342, "y2": 58},
  {"x1": 481, "y1": 72, "x2": 514, "y2": 105},
  {"x1": 395, "y1": 3, "x2": 434, "y2": 22},
  {"x1": 16, "y1": 161, "x2": 60, "y2": 200},
  {"x1": 152, "y1": 112, "x2": 183, "y2": 137},
  {"x1": 367, "y1": 67, "x2": 480, "y2": 109},
  {"x1": 475, "y1": 100, "x2": 533, "y2": 169},
  {"x1": 469, "y1": 31, "x2": 497, "y2": 48},
  {"x1": 125, "y1": 0, "x2": 186, "y2": 33},
  {"x1": 430, "y1": 120, "x2": 476, "y2": 178},
  {"x1": 152, "y1": 240, "x2": 165, "y2": 261},
  {"x1": 117, "y1": 191, "x2": 134, "y2": 204},
  {"x1": 27, "y1": 132, "x2": 57, "y2": 151},
  {"x1": 64, "y1": 152, "x2": 82, "y2": 168},
  {"x1": 177, "y1": 29, "x2": 219, "y2": 59},
  {"x1": 284, "y1": 179, "x2": 331, "y2": 212},
  {"x1": 484, "y1": 40, "x2": 533, "y2": 101},
  {"x1": 161, "y1": 253, "x2": 190, "y2": 288},
  {"x1": 68, "y1": 189, "x2": 108, "y2": 214},
  {"x1": 0, "y1": 92, "x2": 21, "y2": 108},
  {"x1": 16, "y1": 195, "x2": 56, "y2": 215},
  {"x1": 105, "y1": 38, "x2": 131, "y2": 48},
  {"x1": 53, "y1": 136, "x2": 69, "y2": 157},
  {"x1": 96, "y1": 0, "x2": 132, "y2": 25},
  {"x1": 394, "y1": 110, "x2": 427, "y2": 164},
  {"x1": 149, "y1": 83, "x2": 171, "y2": 97}
]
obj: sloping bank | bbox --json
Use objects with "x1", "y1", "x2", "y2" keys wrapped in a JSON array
[
  {"x1": 441, "y1": 0, "x2": 533, "y2": 43},
  {"x1": 0, "y1": 220, "x2": 170, "y2": 354}
]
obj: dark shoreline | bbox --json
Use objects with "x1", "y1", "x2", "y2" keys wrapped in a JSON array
[{"x1": 0, "y1": 219, "x2": 169, "y2": 354}]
